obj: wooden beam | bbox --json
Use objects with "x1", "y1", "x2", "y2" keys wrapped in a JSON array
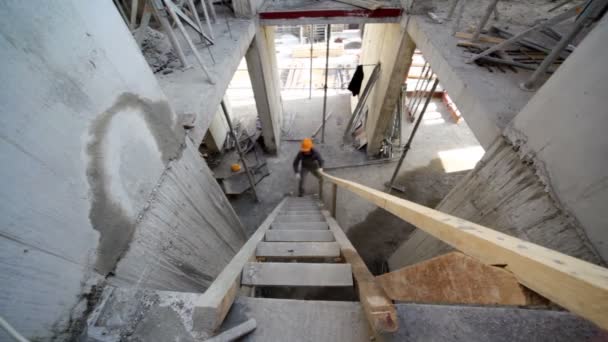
[
  {"x1": 192, "y1": 198, "x2": 287, "y2": 334},
  {"x1": 241, "y1": 262, "x2": 353, "y2": 286},
  {"x1": 256, "y1": 242, "x2": 340, "y2": 258},
  {"x1": 271, "y1": 222, "x2": 329, "y2": 230},
  {"x1": 320, "y1": 171, "x2": 608, "y2": 330},
  {"x1": 377, "y1": 252, "x2": 545, "y2": 305},
  {"x1": 321, "y1": 210, "x2": 398, "y2": 333}
]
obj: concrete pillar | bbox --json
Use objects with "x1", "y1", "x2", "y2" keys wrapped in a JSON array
[
  {"x1": 245, "y1": 25, "x2": 283, "y2": 153},
  {"x1": 359, "y1": 20, "x2": 416, "y2": 155}
]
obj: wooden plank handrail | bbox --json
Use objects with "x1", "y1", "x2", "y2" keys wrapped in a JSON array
[
  {"x1": 322, "y1": 210, "x2": 398, "y2": 333},
  {"x1": 320, "y1": 171, "x2": 608, "y2": 330}
]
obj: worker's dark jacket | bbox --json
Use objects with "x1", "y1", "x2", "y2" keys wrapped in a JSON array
[{"x1": 293, "y1": 149, "x2": 324, "y2": 173}]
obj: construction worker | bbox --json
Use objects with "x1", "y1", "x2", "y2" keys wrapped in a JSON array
[{"x1": 293, "y1": 138, "x2": 324, "y2": 197}]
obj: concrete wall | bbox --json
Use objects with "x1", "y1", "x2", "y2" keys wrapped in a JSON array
[
  {"x1": 390, "y1": 16, "x2": 608, "y2": 269},
  {"x1": 504, "y1": 15, "x2": 608, "y2": 262},
  {"x1": 0, "y1": 1, "x2": 245, "y2": 340},
  {"x1": 359, "y1": 21, "x2": 415, "y2": 155}
]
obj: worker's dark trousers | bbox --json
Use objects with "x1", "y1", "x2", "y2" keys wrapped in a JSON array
[{"x1": 298, "y1": 167, "x2": 322, "y2": 197}]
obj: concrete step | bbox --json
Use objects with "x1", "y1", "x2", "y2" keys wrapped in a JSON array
[
  {"x1": 271, "y1": 222, "x2": 329, "y2": 230},
  {"x1": 256, "y1": 242, "x2": 340, "y2": 258},
  {"x1": 221, "y1": 297, "x2": 603, "y2": 342},
  {"x1": 241, "y1": 262, "x2": 353, "y2": 287},
  {"x1": 265, "y1": 230, "x2": 335, "y2": 242},
  {"x1": 88, "y1": 288, "x2": 603, "y2": 342},
  {"x1": 283, "y1": 205, "x2": 319, "y2": 210},
  {"x1": 274, "y1": 214, "x2": 325, "y2": 223}
]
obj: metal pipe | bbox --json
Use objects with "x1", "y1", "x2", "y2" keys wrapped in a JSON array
[
  {"x1": 135, "y1": 2, "x2": 152, "y2": 45},
  {"x1": 0, "y1": 317, "x2": 29, "y2": 342},
  {"x1": 452, "y1": 0, "x2": 467, "y2": 35},
  {"x1": 343, "y1": 63, "x2": 381, "y2": 139},
  {"x1": 410, "y1": 66, "x2": 434, "y2": 119},
  {"x1": 199, "y1": 0, "x2": 215, "y2": 39},
  {"x1": 406, "y1": 62, "x2": 428, "y2": 113},
  {"x1": 164, "y1": 0, "x2": 215, "y2": 83},
  {"x1": 225, "y1": 16, "x2": 233, "y2": 39},
  {"x1": 221, "y1": 100, "x2": 259, "y2": 201},
  {"x1": 387, "y1": 78, "x2": 440, "y2": 192},
  {"x1": 309, "y1": 24, "x2": 313, "y2": 99},
  {"x1": 447, "y1": 0, "x2": 460, "y2": 19},
  {"x1": 471, "y1": 0, "x2": 500, "y2": 41},
  {"x1": 186, "y1": 0, "x2": 207, "y2": 43},
  {"x1": 521, "y1": 2, "x2": 596, "y2": 91},
  {"x1": 467, "y1": 6, "x2": 578, "y2": 63},
  {"x1": 151, "y1": 4, "x2": 189, "y2": 68},
  {"x1": 207, "y1": 0, "x2": 217, "y2": 23},
  {"x1": 321, "y1": 24, "x2": 331, "y2": 143},
  {"x1": 407, "y1": 62, "x2": 431, "y2": 115},
  {"x1": 130, "y1": 0, "x2": 139, "y2": 30}
]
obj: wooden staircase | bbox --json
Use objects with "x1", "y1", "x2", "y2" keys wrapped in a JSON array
[
  {"x1": 193, "y1": 195, "x2": 397, "y2": 336},
  {"x1": 243, "y1": 196, "x2": 351, "y2": 288}
]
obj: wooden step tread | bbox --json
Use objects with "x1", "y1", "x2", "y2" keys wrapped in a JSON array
[
  {"x1": 271, "y1": 222, "x2": 329, "y2": 230},
  {"x1": 256, "y1": 242, "x2": 340, "y2": 257},
  {"x1": 265, "y1": 230, "x2": 335, "y2": 242},
  {"x1": 275, "y1": 214, "x2": 325, "y2": 223},
  {"x1": 241, "y1": 262, "x2": 353, "y2": 286},
  {"x1": 280, "y1": 210, "x2": 322, "y2": 215},
  {"x1": 283, "y1": 206, "x2": 319, "y2": 211}
]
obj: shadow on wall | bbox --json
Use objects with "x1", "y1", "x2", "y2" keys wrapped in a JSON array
[
  {"x1": 86, "y1": 93, "x2": 184, "y2": 276},
  {"x1": 347, "y1": 159, "x2": 470, "y2": 274}
]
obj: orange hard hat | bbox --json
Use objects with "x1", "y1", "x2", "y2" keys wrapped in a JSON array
[
  {"x1": 301, "y1": 138, "x2": 313, "y2": 152},
  {"x1": 230, "y1": 163, "x2": 241, "y2": 172}
]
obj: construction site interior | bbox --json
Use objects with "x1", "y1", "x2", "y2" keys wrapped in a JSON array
[{"x1": 1, "y1": 0, "x2": 608, "y2": 341}]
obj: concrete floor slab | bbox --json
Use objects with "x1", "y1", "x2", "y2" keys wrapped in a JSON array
[{"x1": 221, "y1": 297, "x2": 604, "y2": 342}]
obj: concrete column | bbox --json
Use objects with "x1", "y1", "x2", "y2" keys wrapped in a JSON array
[
  {"x1": 245, "y1": 25, "x2": 283, "y2": 153},
  {"x1": 359, "y1": 21, "x2": 416, "y2": 155}
]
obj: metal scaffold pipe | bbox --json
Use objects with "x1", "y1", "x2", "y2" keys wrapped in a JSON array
[
  {"x1": 221, "y1": 100, "x2": 259, "y2": 202},
  {"x1": 321, "y1": 24, "x2": 331, "y2": 143}
]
